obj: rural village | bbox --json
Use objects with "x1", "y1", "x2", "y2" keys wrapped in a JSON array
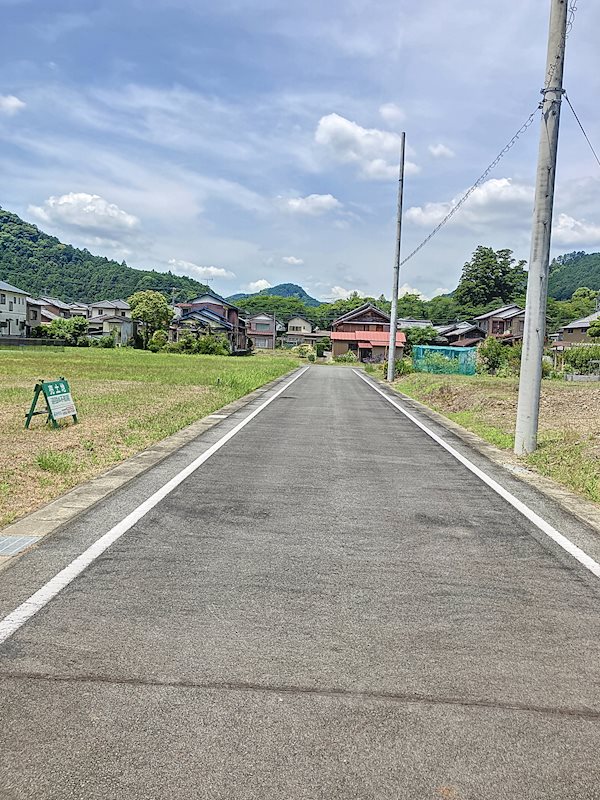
[{"x1": 1, "y1": 1, "x2": 600, "y2": 798}]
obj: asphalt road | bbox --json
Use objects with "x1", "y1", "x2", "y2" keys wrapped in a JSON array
[{"x1": 1, "y1": 366, "x2": 600, "y2": 799}]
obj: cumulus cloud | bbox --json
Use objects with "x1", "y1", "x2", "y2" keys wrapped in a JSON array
[
  {"x1": 429, "y1": 143, "x2": 455, "y2": 159},
  {"x1": 398, "y1": 284, "x2": 450, "y2": 300},
  {"x1": 168, "y1": 258, "x2": 235, "y2": 279},
  {"x1": 315, "y1": 113, "x2": 419, "y2": 180},
  {"x1": 405, "y1": 178, "x2": 533, "y2": 228},
  {"x1": 28, "y1": 192, "x2": 139, "y2": 234},
  {"x1": 0, "y1": 94, "x2": 26, "y2": 115},
  {"x1": 282, "y1": 193, "x2": 341, "y2": 215},
  {"x1": 552, "y1": 213, "x2": 600, "y2": 246},
  {"x1": 379, "y1": 102, "x2": 405, "y2": 125},
  {"x1": 328, "y1": 285, "x2": 364, "y2": 300},
  {"x1": 246, "y1": 279, "x2": 272, "y2": 292},
  {"x1": 282, "y1": 255, "x2": 304, "y2": 265}
]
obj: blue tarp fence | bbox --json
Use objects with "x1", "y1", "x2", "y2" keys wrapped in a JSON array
[{"x1": 412, "y1": 345, "x2": 477, "y2": 376}]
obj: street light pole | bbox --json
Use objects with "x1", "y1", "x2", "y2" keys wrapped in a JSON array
[
  {"x1": 387, "y1": 132, "x2": 406, "y2": 382},
  {"x1": 514, "y1": 0, "x2": 568, "y2": 456}
]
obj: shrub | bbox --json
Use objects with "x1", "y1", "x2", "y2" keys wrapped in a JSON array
[
  {"x1": 193, "y1": 334, "x2": 230, "y2": 356},
  {"x1": 564, "y1": 345, "x2": 600, "y2": 375},
  {"x1": 307, "y1": 352, "x2": 316, "y2": 362},
  {"x1": 334, "y1": 350, "x2": 358, "y2": 363},
  {"x1": 291, "y1": 343, "x2": 315, "y2": 358},
  {"x1": 315, "y1": 343, "x2": 325, "y2": 357},
  {"x1": 419, "y1": 352, "x2": 461, "y2": 374},
  {"x1": 148, "y1": 329, "x2": 168, "y2": 352},
  {"x1": 394, "y1": 357, "x2": 414, "y2": 376},
  {"x1": 477, "y1": 337, "x2": 506, "y2": 374},
  {"x1": 97, "y1": 334, "x2": 116, "y2": 348}
]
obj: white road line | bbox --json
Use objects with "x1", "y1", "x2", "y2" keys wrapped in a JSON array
[
  {"x1": 0, "y1": 367, "x2": 310, "y2": 646},
  {"x1": 353, "y1": 369, "x2": 600, "y2": 580}
]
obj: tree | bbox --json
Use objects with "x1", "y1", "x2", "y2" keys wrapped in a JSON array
[
  {"x1": 588, "y1": 320, "x2": 600, "y2": 340},
  {"x1": 46, "y1": 315, "x2": 89, "y2": 345},
  {"x1": 128, "y1": 290, "x2": 173, "y2": 348},
  {"x1": 453, "y1": 246, "x2": 527, "y2": 310},
  {"x1": 401, "y1": 325, "x2": 439, "y2": 355}
]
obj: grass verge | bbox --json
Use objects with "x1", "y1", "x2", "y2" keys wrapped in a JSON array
[
  {"x1": 392, "y1": 372, "x2": 600, "y2": 505},
  {"x1": 0, "y1": 348, "x2": 300, "y2": 528}
]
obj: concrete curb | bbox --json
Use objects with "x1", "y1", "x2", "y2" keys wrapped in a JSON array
[
  {"x1": 0, "y1": 368, "x2": 302, "y2": 572},
  {"x1": 367, "y1": 372, "x2": 600, "y2": 534}
]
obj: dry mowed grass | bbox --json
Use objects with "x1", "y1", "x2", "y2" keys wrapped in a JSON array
[
  {"x1": 0, "y1": 347, "x2": 299, "y2": 528},
  {"x1": 394, "y1": 373, "x2": 600, "y2": 504}
]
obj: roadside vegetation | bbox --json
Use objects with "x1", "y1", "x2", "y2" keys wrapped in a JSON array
[
  {"x1": 0, "y1": 348, "x2": 299, "y2": 529},
  {"x1": 389, "y1": 372, "x2": 600, "y2": 505}
]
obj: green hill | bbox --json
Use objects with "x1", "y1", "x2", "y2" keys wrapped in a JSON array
[
  {"x1": 228, "y1": 283, "x2": 321, "y2": 306},
  {"x1": 0, "y1": 207, "x2": 209, "y2": 303},
  {"x1": 549, "y1": 251, "x2": 600, "y2": 300}
]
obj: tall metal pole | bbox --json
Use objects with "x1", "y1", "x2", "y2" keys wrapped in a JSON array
[
  {"x1": 387, "y1": 132, "x2": 406, "y2": 382},
  {"x1": 514, "y1": 0, "x2": 568, "y2": 455}
]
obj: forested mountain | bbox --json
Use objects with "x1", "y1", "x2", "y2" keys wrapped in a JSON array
[
  {"x1": 548, "y1": 251, "x2": 600, "y2": 300},
  {"x1": 0, "y1": 208, "x2": 209, "y2": 302},
  {"x1": 228, "y1": 283, "x2": 320, "y2": 306}
]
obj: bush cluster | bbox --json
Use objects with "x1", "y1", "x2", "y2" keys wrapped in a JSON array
[
  {"x1": 334, "y1": 350, "x2": 358, "y2": 363},
  {"x1": 563, "y1": 345, "x2": 600, "y2": 375},
  {"x1": 157, "y1": 331, "x2": 230, "y2": 356}
]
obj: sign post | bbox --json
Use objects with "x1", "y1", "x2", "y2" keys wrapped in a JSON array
[{"x1": 25, "y1": 378, "x2": 78, "y2": 429}]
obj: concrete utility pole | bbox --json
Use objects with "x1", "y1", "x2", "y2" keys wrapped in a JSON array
[
  {"x1": 387, "y1": 132, "x2": 406, "y2": 382},
  {"x1": 514, "y1": 0, "x2": 568, "y2": 456}
]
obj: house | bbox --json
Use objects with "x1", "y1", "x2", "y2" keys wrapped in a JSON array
[
  {"x1": 89, "y1": 299, "x2": 131, "y2": 319},
  {"x1": 0, "y1": 280, "x2": 29, "y2": 337},
  {"x1": 69, "y1": 302, "x2": 90, "y2": 318},
  {"x1": 246, "y1": 313, "x2": 285, "y2": 349},
  {"x1": 397, "y1": 318, "x2": 434, "y2": 329},
  {"x1": 26, "y1": 298, "x2": 59, "y2": 333},
  {"x1": 436, "y1": 321, "x2": 486, "y2": 347},
  {"x1": 39, "y1": 296, "x2": 73, "y2": 319},
  {"x1": 473, "y1": 305, "x2": 525, "y2": 340},
  {"x1": 174, "y1": 292, "x2": 247, "y2": 351},
  {"x1": 87, "y1": 314, "x2": 135, "y2": 345},
  {"x1": 281, "y1": 317, "x2": 331, "y2": 348},
  {"x1": 552, "y1": 311, "x2": 600, "y2": 356},
  {"x1": 173, "y1": 307, "x2": 235, "y2": 345},
  {"x1": 330, "y1": 303, "x2": 406, "y2": 362}
]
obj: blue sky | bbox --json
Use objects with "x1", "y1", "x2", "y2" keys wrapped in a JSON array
[{"x1": 0, "y1": 0, "x2": 598, "y2": 301}]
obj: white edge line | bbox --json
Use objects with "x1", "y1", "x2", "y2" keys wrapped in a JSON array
[
  {"x1": 0, "y1": 367, "x2": 310, "y2": 645},
  {"x1": 352, "y1": 369, "x2": 600, "y2": 580}
]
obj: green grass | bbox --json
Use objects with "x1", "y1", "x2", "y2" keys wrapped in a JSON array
[
  {"x1": 0, "y1": 348, "x2": 300, "y2": 528},
  {"x1": 391, "y1": 372, "x2": 600, "y2": 506},
  {"x1": 36, "y1": 450, "x2": 75, "y2": 474}
]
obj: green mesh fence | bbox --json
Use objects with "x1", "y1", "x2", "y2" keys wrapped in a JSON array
[{"x1": 412, "y1": 345, "x2": 477, "y2": 376}]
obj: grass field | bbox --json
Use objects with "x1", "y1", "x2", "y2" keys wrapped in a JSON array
[
  {"x1": 0, "y1": 348, "x2": 300, "y2": 529},
  {"x1": 392, "y1": 373, "x2": 600, "y2": 505}
]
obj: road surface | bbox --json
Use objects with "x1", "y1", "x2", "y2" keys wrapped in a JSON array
[{"x1": 1, "y1": 366, "x2": 599, "y2": 799}]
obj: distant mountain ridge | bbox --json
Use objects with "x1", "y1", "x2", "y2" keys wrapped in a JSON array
[
  {"x1": 228, "y1": 283, "x2": 321, "y2": 306},
  {"x1": 0, "y1": 207, "x2": 210, "y2": 303}
]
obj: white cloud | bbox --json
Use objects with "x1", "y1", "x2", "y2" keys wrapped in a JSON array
[
  {"x1": 0, "y1": 94, "x2": 26, "y2": 115},
  {"x1": 379, "y1": 102, "x2": 405, "y2": 125},
  {"x1": 398, "y1": 283, "x2": 450, "y2": 300},
  {"x1": 405, "y1": 178, "x2": 533, "y2": 228},
  {"x1": 282, "y1": 255, "x2": 304, "y2": 265},
  {"x1": 28, "y1": 192, "x2": 139, "y2": 234},
  {"x1": 168, "y1": 258, "x2": 235, "y2": 279},
  {"x1": 282, "y1": 193, "x2": 341, "y2": 215},
  {"x1": 552, "y1": 213, "x2": 600, "y2": 246},
  {"x1": 246, "y1": 279, "x2": 272, "y2": 292},
  {"x1": 328, "y1": 285, "x2": 363, "y2": 300},
  {"x1": 315, "y1": 113, "x2": 419, "y2": 180},
  {"x1": 429, "y1": 143, "x2": 455, "y2": 159}
]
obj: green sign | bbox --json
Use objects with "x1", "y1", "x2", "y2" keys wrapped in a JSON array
[{"x1": 25, "y1": 377, "x2": 78, "y2": 429}]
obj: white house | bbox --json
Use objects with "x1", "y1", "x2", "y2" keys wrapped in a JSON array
[
  {"x1": 0, "y1": 280, "x2": 29, "y2": 337},
  {"x1": 89, "y1": 299, "x2": 131, "y2": 318}
]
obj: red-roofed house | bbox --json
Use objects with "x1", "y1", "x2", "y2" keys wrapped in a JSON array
[{"x1": 331, "y1": 303, "x2": 406, "y2": 362}]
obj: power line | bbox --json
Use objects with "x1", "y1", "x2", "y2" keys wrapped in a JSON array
[
  {"x1": 399, "y1": 105, "x2": 540, "y2": 269},
  {"x1": 564, "y1": 93, "x2": 600, "y2": 171}
]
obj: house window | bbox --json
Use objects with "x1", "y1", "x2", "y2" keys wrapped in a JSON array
[
  {"x1": 9, "y1": 301, "x2": 13, "y2": 311},
  {"x1": 31, "y1": 310, "x2": 38, "y2": 320},
  {"x1": 492, "y1": 320, "x2": 503, "y2": 334},
  {"x1": 0, "y1": 294, "x2": 5, "y2": 304},
  {"x1": 121, "y1": 311, "x2": 126, "y2": 317},
  {"x1": 255, "y1": 323, "x2": 271, "y2": 331},
  {"x1": 566, "y1": 328, "x2": 573, "y2": 334}
]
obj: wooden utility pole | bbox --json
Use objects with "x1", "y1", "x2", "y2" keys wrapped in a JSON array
[
  {"x1": 515, "y1": 0, "x2": 568, "y2": 455},
  {"x1": 387, "y1": 132, "x2": 406, "y2": 382}
]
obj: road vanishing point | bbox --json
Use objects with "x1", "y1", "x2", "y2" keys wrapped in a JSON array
[{"x1": 1, "y1": 366, "x2": 600, "y2": 799}]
